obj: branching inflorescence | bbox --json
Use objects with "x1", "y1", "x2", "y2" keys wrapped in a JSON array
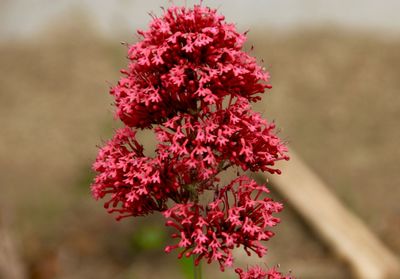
[{"x1": 91, "y1": 4, "x2": 292, "y2": 278}]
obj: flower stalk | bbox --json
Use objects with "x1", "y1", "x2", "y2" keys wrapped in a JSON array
[{"x1": 193, "y1": 256, "x2": 202, "y2": 279}]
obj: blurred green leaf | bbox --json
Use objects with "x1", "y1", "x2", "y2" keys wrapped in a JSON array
[
  {"x1": 131, "y1": 225, "x2": 165, "y2": 251},
  {"x1": 179, "y1": 256, "x2": 193, "y2": 279}
]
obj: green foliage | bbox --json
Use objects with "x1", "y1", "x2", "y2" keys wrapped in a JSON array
[
  {"x1": 131, "y1": 225, "x2": 165, "y2": 251},
  {"x1": 179, "y1": 256, "x2": 194, "y2": 279}
]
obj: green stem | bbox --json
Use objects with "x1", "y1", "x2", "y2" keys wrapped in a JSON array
[{"x1": 193, "y1": 256, "x2": 202, "y2": 279}]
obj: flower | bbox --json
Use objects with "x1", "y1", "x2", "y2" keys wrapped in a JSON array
[
  {"x1": 91, "y1": 3, "x2": 292, "y2": 278},
  {"x1": 163, "y1": 176, "x2": 283, "y2": 271},
  {"x1": 154, "y1": 97, "x2": 288, "y2": 195},
  {"x1": 91, "y1": 127, "x2": 176, "y2": 219},
  {"x1": 110, "y1": 5, "x2": 271, "y2": 128}
]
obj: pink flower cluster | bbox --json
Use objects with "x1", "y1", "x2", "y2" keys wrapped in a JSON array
[
  {"x1": 163, "y1": 176, "x2": 282, "y2": 271},
  {"x1": 91, "y1": 4, "x2": 291, "y2": 278},
  {"x1": 91, "y1": 127, "x2": 171, "y2": 218},
  {"x1": 236, "y1": 266, "x2": 292, "y2": 279},
  {"x1": 111, "y1": 5, "x2": 270, "y2": 128}
]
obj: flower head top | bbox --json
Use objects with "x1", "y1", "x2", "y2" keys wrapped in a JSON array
[{"x1": 111, "y1": 5, "x2": 271, "y2": 128}]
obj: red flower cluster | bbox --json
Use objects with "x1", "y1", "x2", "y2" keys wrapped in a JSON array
[
  {"x1": 111, "y1": 5, "x2": 270, "y2": 128},
  {"x1": 91, "y1": 4, "x2": 291, "y2": 278},
  {"x1": 156, "y1": 97, "x2": 288, "y2": 178},
  {"x1": 91, "y1": 127, "x2": 172, "y2": 218},
  {"x1": 163, "y1": 176, "x2": 283, "y2": 270},
  {"x1": 236, "y1": 266, "x2": 292, "y2": 279}
]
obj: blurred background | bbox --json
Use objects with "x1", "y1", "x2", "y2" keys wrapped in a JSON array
[{"x1": 1, "y1": 0, "x2": 400, "y2": 278}]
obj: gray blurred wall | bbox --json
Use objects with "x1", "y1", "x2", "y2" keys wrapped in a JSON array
[{"x1": 1, "y1": 0, "x2": 400, "y2": 41}]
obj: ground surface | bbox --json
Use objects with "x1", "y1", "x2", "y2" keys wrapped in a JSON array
[{"x1": 1, "y1": 22, "x2": 399, "y2": 278}]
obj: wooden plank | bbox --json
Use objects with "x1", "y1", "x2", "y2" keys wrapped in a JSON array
[
  {"x1": 0, "y1": 215, "x2": 26, "y2": 279},
  {"x1": 263, "y1": 150, "x2": 400, "y2": 279}
]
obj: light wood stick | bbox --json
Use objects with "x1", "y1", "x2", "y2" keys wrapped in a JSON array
[
  {"x1": 263, "y1": 150, "x2": 400, "y2": 279},
  {"x1": 0, "y1": 213, "x2": 26, "y2": 279}
]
